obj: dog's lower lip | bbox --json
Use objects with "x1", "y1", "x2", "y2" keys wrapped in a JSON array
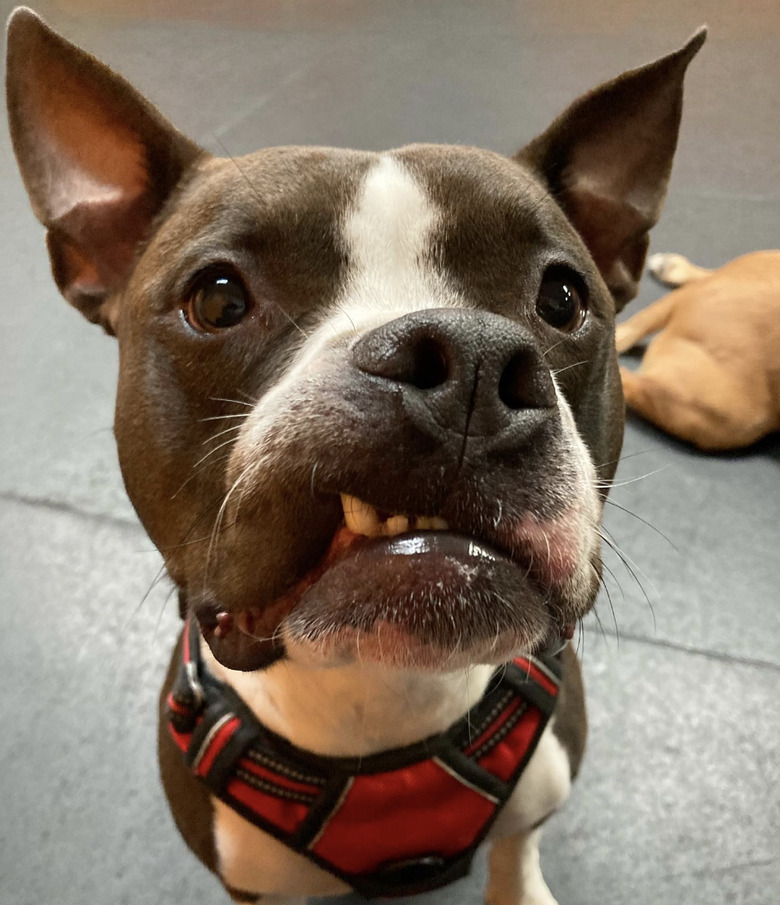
[
  {"x1": 282, "y1": 531, "x2": 559, "y2": 669},
  {"x1": 197, "y1": 529, "x2": 509, "y2": 668},
  {"x1": 197, "y1": 529, "x2": 570, "y2": 672},
  {"x1": 361, "y1": 531, "x2": 501, "y2": 560}
]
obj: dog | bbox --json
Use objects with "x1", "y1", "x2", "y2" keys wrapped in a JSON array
[
  {"x1": 6, "y1": 8, "x2": 705, "y2": 904},
  {"x1": 616, "y1": 251, "x2": 780, "y2": 450}
]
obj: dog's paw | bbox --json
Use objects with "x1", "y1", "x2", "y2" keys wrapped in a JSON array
[
  {"x1": 647, "y1": 252, "x2": 694, "y2": 286},
  {"x1": 614, "y1": 321, "x2": 636, "y2": 354}
]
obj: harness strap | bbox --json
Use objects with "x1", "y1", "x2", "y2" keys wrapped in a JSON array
[{"x1": 167, "y1": 619, "x2": 561, "y2": 898}]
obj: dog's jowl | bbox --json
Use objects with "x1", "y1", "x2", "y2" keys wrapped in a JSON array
[{"x1": 6, "y1": 9, "x2": 704, "y2": 904}]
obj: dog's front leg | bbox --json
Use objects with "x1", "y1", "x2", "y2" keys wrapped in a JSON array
[{"x1": 486, "y1": 830, "x2": 557, "y2": 905}]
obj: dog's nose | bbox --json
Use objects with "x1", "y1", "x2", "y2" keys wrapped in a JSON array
[{"x1": 352, "y1": 309, "x2": 556, "y2": 437}]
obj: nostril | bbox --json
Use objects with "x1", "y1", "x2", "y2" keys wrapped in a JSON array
[
  {"x1": 499, "y1": 351, "x2": 555, "y2": 409},
  {"x1": 353, "y1": 329, "x2": 449, "y2": 388},
  {"x1": 408, "y1": 337, "x2": 449, "y2": 389}
]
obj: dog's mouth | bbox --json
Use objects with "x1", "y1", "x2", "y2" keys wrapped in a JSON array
[{"x1": 196, "y1": 493, "x2": 579, "y2": 672}]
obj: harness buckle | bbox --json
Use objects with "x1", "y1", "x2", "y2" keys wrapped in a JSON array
[
  {"x1": 184, "y1": 660, "x2": 205, "y2": 709},
  {"x1": 168, "y1": 654, "x2": 207, "y2": 733}
]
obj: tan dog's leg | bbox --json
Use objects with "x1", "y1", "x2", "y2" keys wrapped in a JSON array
[
  {"x1": 487, "y1": 829, "x2": 557, "y2": 905},
  {"x1": 620, "y1": 346, "x2": 774, "y2": 450},
  {"x1": 615, "y1": 292, "x2": 678, "y2": 353},
  {"x1": 647, "y1": 252, "x2": 713, "y2": 287}
]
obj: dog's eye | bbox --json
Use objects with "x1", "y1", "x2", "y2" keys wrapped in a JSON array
[
  {"x1": 185, "y1": 270, "x2": 250, "y2": 332},
  {"x1": 536, "y1": 268, "x2": 587, "y2": 333}
]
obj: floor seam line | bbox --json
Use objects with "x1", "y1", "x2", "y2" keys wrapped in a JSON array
[
  {"x1": 0, "y1": 490, "x2": 141, "y2": 531},
  {"x1": 582, "y1": 624, "x2": 780, "y2": 673}
]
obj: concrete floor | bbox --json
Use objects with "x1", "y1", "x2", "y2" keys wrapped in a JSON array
[{"x1": 1, "y1": 1, "x2": 779, "y2": 903}]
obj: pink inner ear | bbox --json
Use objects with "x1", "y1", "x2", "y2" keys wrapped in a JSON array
[
  {"x1": 562, "y1": 181, "x2": 651, "y2": 305},
  {"x1": 27, "y1": 57, "x2": 150, "y2": 223},
  {"x1": 24, "y1": 58, "x2": 156, "y2": 300},
  {"x1": 563, "y1": 185, "x2": 644, "y2": 266},
  {"x1": 52, "y1": 194, "x2": 155, "y2": 294}
]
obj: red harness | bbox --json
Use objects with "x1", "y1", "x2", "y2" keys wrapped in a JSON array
[{"x1": 167, "y1": 620, "x2": 561, "y2": 899}]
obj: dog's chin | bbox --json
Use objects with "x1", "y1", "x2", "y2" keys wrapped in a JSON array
[{"x1": 197, "y1": 531, "x2": 578, "y2": 673}]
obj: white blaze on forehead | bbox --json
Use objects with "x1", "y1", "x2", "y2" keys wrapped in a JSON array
[
  {"x1": 229, "y1": 155, "x2": 456, "y2": 464},
  {"x1": 346, "y1": 154, "x2": 436, "y2": 274},
  {"x1": 330, "y1": 154, "x2": 463, "y2": 335}
]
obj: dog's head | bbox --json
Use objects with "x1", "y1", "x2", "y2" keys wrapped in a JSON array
[{"x1": 7, "y1": 9, "x2": 704, "y2": 672}]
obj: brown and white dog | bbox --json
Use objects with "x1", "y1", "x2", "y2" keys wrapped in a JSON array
[
  {"x1": 617, "y1": 251, "x2": 780, "y2": 450},
  {"x1": 6, "y1": 8, "x2": 704, "y2": 904}
]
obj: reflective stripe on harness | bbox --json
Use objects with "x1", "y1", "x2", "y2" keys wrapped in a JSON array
[{"x1": 167, "y1": 618, "x2": 561, "y2": 899}]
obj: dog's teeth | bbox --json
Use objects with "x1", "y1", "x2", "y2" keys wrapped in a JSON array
[
  {"x1": 341, "y1": 493, "x2": 448, "y2": 538},
  {"x1": 382, "y1": 515, "x2": 409, "y2": 537},
  {"x1": 417, "y1": 516, "x2": 450, "y2": 530},
  {"x1": 341, "y1": 494, "x2": 382, "y2": 537}
]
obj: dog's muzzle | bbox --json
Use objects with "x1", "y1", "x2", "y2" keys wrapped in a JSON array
[{"x1": 194, "y1": 308, "x2": 598, "y2": 672}]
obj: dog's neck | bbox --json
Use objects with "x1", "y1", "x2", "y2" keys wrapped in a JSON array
[{"x1": 202, "y1": 639, "x2": 495, "y2": 758}]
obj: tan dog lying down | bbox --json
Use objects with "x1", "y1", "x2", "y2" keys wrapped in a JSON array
[{"x1": 615, "y1": 252, "x2": 780, "y2": 450}]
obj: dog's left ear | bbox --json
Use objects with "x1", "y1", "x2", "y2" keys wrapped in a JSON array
[{"x1": 518, "y1": 29, "x2": 706, "y2": 309}]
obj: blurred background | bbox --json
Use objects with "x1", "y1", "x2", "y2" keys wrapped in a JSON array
[{"x1": 1, "y1": 2, "x2": 778, "y2": 904}]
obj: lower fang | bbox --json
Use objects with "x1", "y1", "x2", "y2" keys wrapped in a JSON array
[{"x1": 214, "y1": 611, "x2": 234, "y2": 638}]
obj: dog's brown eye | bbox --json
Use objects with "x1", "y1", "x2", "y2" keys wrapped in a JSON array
[
  {"x1": 185, "y1": 270, "x2": 249, "y2": 332},
  {"x1": 536, "y1": 268, "x2": 587, "y2": 333}
]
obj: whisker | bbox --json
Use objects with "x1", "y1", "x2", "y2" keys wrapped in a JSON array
[
  {"x1": 599, "y1": 528, "x2": 656, "y2": 616},
  {"x1": 599, "y1": 558, "x2": 626, "y2": 603},
  {"x1": 200, "y1": 424, "x2": 244, "y2": 447},
  {"x1": 594, "y1": 448, "x2": 657, "y2": 472},
  {"x1": 192, "y1": 436, "x2": 240, "y2": 472},
  {"x1": 332, "y1": 301, "x2": 358, "y2": 334},
  {"x1": 204, "y1": 466, "x2": 253, "y2": 591},
  {"x1": 153, "y1": 584, "x2": 178, "y2": 643},
  {"x1": 171, "y1": 451, "x2": 233, "y2": 500},
  {"x1": 158, "y1": 521, "x2": 239, "y2": 553},
  {"x1": 542, "y1": 337, "x2": 569, "y2": 358},
  {"x1": 590, "y1": 603, "x2": 612, "y2": 647},
  {"x1": 310, "y1": 462, "x2": 320, "y2": 499},
  {"x1": 199, "y1": 413, "x2": 250, "y2": 423},
  {"x1": 123, "y1": 561, "x2": 169, "y2": 631},
  {"x1": 597, "y1": 464, "x2": 671, "y2": 488},
  {"x1": 552, "y1": 359, "x2": 590, "y2": 376},
  {"x1": 208, "y1": 396, "x2": 254, "y2": 408},
  {"x1": 576, "y1": 619, "x2": 586, "y2": 664},
  {"x1": 603, "y1": 497, "x2": 678, "y2": 552},
  {"x1": 600, "y1": 575, "x2": 621, "y2": 645}
]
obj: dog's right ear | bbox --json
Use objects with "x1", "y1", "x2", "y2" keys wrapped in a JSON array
[
  {"x1": 6, "y1": 8, "x2": 204, "y2": 334},
  {"x1": 518, "y1": 29, "x2": 706, "y2": 310}
]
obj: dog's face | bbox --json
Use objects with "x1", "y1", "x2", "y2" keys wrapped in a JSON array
[
  {"x1": 118, "y1": 147, "x2": 611, "y2": 672},
  {"x1": 6, "y1": 10, "x2": 704, "y2": 672}
]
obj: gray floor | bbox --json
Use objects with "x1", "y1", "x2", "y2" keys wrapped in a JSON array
[{"x1": 1, "y1": 1, "x2": 779, "y2": 904}]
